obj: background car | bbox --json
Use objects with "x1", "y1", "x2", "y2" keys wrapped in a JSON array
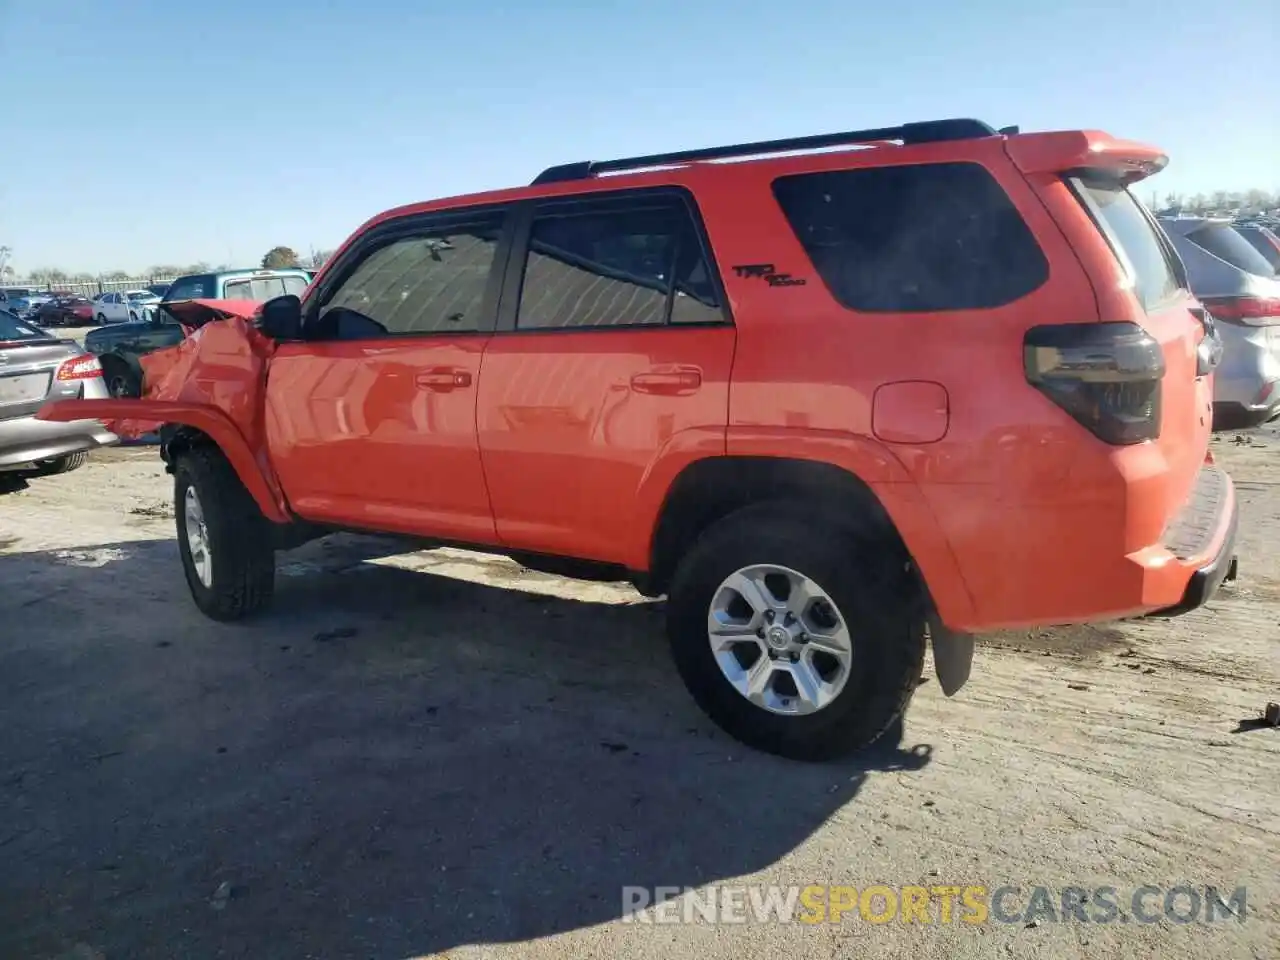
[
  {"x1": 33, "y1": 295, "x2": 94, "y2": 327},
  {"x1": 83, "y1": 308, "x2": 187, "y2": 397},
  {"x1": 95, "y1": 289, "x2": 161, "y2": 324},
  {"x1": 0, "y1": 308, "x2": 117, "y2": 477},
  {"x1": 1160, "y1": 215, "x2": 1280, "y2": 428},
  {"x1": 161, "y1": 267, "x2": 311, "y2": 303},
  {"x1": 1, "y1": 292, "x2": 32, "y2": 317},
  {"x1": 1235, "y1": 223, "x2": 1280, "y2": 275}
]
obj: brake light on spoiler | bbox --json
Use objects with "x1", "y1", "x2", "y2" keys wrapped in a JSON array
[
  {"x1": 1199, "y1": 296, "x2": 1280, "y2": 327},
  {"x1": 1005, "y1": 131, "x2": 1169, "y2": 185}
]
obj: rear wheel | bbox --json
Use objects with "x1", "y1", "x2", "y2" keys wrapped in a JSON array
[
  {"x1": 96, "y1": 313, "x2": 106, "y2": 325},
  {"x1": 174, "y1": 446, "x2": 275, "y2": 621},
  {"x1": 666, "y1": 503, "x2": 927, "y2": 761},
  {"x1": 101, "y1": 357, "x2": 140, "y2": 398},
  {"x1": 28, "y1": 451, "x2": 89, "y2": 476}
]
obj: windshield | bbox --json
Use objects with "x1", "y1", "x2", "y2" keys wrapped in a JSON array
[
  {"x1": 0, "y1": 311, "x2": 53, "y2": 342},
  {"x1": 163, "y1": 275, "x2": 214, "y2": 300},
  {"x1": 127, "y1": 291, "x2": 156, "y2": 301}
]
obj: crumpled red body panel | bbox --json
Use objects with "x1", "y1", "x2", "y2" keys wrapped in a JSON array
[
  {"x1": 38, "y1": 301, "x2": 289, "y2": 520},
  {"x1": 110, "y1": 301, "x2": 275, "y2": 440}
]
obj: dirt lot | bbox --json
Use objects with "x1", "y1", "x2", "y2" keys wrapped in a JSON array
[{"x1": 1, "y1": 425, "x2": 1277, "y2": 960}]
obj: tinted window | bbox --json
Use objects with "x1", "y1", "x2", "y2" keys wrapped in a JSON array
[
  {"x1": 319, "y1": 212, "x2": 505, "y2": 338},
  {"x1": 1236, "y1": 229, "x2": 1280, "y2": 270},
  {"x1": 1189, "y1": 224, "x2": 1277, "y2": 277},
  {"x1": 1074, "y1": 179, "x2": 1183, "y2": 310},
  {"x1": 164, "y1": 275, "x2": 214, "y2": 300},
  {"x1": 516, "y1": 194, "x2": 722, "y2": 329},
  {"x1": 772, "y1": 162, "x2": 1049, "y2": 313}
]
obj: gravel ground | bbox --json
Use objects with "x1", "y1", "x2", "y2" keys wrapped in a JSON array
[{"x1": 0, "y1": 425, "x2": 1277, "y2": 960}]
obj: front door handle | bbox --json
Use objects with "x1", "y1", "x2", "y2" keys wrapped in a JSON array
[
  {"x1": 415, "y1": 368, "x2": 472, "y2": 391},
  {"x1": 630, "y1": 367, "x2": 702, "y2": 395}
]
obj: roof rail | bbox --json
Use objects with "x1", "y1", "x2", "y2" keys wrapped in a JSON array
[{"x1": 531, "y1": 118, "x2": 1003, "y2": 185}]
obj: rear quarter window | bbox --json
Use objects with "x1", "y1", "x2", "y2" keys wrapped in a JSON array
[
  {"x1": 771, "y1": 161, "x2": 1049, "y2": 312},
  {"x1": 1070, "y1": 178, "x2": 1183, "y2": 311}
]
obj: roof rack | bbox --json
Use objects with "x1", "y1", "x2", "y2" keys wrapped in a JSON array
[{"x1": 531, "y1": 118, "x2": 1004, "y2": 185}]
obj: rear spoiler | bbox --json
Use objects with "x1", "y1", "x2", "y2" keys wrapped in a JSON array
[{"x1": 1005, "y1": 130, "x2": 1168, "y2": 185}]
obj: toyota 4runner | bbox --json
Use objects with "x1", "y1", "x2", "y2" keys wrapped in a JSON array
[{"x1": 40, "y1": 117, "x2": 1238, "y2": 762}]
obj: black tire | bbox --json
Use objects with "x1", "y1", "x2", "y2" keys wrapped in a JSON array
[
  {"x1": 28, "y1": 451, "x2": 89, "y2": 476},
  {"x1": 96, "y1": 313, "x2": 106, "y2": 325},
  {"x1": 666, "y1": 502, "x2": 927, "y2": 762},
  {"x1": 173, "y1": 445, "x2": 275, "y2": 621},
  {"x1": 101, "y1": 357, "x2": 141, "y2": 398}
]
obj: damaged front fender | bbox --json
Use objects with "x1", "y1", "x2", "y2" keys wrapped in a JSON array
[{"x1": 37, "y1": 301, "x2": 290, "y2": 524}]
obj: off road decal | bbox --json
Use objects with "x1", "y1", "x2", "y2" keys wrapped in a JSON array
[{"x1": 731, "y1": 263, "x2": 807, "y2": 287}]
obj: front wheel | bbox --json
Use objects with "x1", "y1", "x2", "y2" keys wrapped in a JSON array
[
  {"x1": 174, "y1": 446, "x2": 275, "y2": 621},
  {"x1": 666, "y1": 503, "x2": 927, "y2": 762},
  {"x1": 96, "y1": 313, "x2": 106, "y2": 325}
]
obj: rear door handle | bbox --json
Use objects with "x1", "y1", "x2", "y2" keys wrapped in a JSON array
[
  {"x1": 415, "y1": 368, "x2": 472, "y2": 391},
  {"x1": 630, "y1": 367, "x2": 702, "y2": 395}
]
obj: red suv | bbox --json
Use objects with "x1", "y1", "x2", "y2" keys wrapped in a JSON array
[{"x1": 42, "y1": 117, "x2": 1238, "y2": 761}]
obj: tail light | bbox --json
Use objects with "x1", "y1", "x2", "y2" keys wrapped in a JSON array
[
  {"x1": 55, "y1": 354, "x2": 102, "y2": 381},
  {"x1": 1024, "y1": 322, "x2": 1164, "y2": 445},
  {"x1": 1200, "y1": 296, "x2": 1280, "y2": 326}
]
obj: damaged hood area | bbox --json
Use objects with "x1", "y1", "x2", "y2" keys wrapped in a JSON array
[
  {"x1": 109, "y1": 300, "x2": 278, "y2": 440},
  {"x1": 158, "y1": 298, "x2": 262, "y2": 331}
]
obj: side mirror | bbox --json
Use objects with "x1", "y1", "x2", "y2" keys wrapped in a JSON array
[{"x1": 258, "y1": 294, "x2": 303, "y2": 341}]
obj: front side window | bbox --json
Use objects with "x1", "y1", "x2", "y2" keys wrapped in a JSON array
[
  {"x1": 773, "y1": 162, "x2": 1049, "y2": 313},
  {"x1": 317, "y1": 211, "x2": 506, "y2": 339},
  {"x1": 515, "y1": 193, "x2": 723, "y2": 330}
]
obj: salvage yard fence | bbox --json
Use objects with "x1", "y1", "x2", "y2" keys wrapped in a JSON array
[{"x1": 3, "y1": 276, "x2": 178, "y2": 298}]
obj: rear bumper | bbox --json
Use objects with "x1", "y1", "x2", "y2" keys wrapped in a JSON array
[
  {"x1": 932, "y1": 462, "x2": 1240, "y2": 632},
  {"x1": 1145, "y1": 484, "x2": 1239, "y2": 617},
  {"x1": 0, "y1": 414, "x2": 118, "y2": 469}
]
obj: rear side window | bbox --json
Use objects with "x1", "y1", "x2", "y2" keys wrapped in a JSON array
[
  {"x1": 1187, "y1": 223, "x2": 1277, "y2": 278},
  {"x1": 1071, "y1": 178, "x2": 1183, "y2": 311},
  {"x1": 516, "y1": 192, "x2": 723, "y2": 329},
  {"x1": 772, "y1": 162, "x2": 1048, "y2": 313}
]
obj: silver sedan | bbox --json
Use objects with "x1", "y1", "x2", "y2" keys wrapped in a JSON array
[{"x1": 0, "y1": 309, "x2": 117, "y2": 477}]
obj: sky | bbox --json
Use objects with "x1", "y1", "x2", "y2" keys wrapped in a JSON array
[{"x1": 1, "y1": 0, "x2": 1276, "y2": 276}]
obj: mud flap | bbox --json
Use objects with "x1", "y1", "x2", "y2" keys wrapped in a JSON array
[{"x1": 929, "y1": 616, "x2": 974, "y2": 697}]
